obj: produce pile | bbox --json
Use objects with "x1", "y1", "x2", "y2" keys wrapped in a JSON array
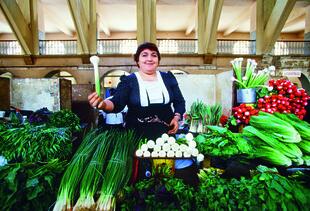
[
  {"x1": 195, "y1": 125, "x2": 251, "y2": 158},
  {"x1": 185, "y1": 101, "x2": 222, "y2": 133},
  {"x1": 243, "y1": 111, "x2": 310, "y2": 167},
  {"x1": 257, "y1": 79, "x2": 309, "y2": 119},
  {"x1": 135, "y1": 133, "x2": 204, "y2": 161},
  {"x1": 0, "y1": 109, "x2": 80, "y2": 210},
  {"x1": 118, "y1": 165, "x2": 310, "y2": 210},
  {"x1": 54, "y1": 129, "x2": 139, "y2": 211}
]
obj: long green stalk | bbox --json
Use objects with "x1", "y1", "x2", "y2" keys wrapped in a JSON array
[
  {"x1": 96, "y1": 130, "x2": 138, "y2": 210},
  {"x1": 73, "y1": 131, "x2": 113, "y2": 210},
  {"x1": 53, "y1": 130, "x2": 101, "y2": 211}
]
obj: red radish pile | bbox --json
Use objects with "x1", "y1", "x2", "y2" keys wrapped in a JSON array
[
  {"x1": 232, "y1": 104, "x2": 259, "y2": 124},
  {"x1": 257, "y1": 79, "x2": 309, "y2": 119}
]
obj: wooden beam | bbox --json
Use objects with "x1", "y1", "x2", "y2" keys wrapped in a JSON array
[
  {"x1": 197, "y1": 0, "x2": 223, "y2": 54},
  {"x1": 223, "y1": 2, "x2": 255, "y2": 36},
  {"x1": 136, "y1": 0, "x2": 157, "y2": 44},
  {"x1": 205, "y1": 0, "x2": 224, "y2": 54},
  {"x1": 263, "y1": 0, "x2": 296, "y2": 53},
  {"x1": 0, "y1": 0, "x2": 34, "y2": 55},
  {"x1": 67, "y1": 0, "x2": 90, "y2": 54},
  {"x1": 256, "y1": 0, "x2": 264, "y2": 54},
  {"x1": 30, "y1": 0, "x2": 39, "y2": 55},
  {"x1": 88, "y1": 0, "x2": 97, "y2": 54}
]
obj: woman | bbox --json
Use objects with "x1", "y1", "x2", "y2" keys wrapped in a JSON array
[
  {"x1": 89, "y1": 43, "x2": 198, "y2": 186},
  {"x1": 88, "y1": 42, "x2": 185, "y2": 140}
]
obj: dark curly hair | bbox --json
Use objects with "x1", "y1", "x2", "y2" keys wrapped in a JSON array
[{"x1": 134, "y1": 42, "x2": 161, "y2": 67}]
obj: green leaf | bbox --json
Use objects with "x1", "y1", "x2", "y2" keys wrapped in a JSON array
[
  {"x1": 271, "y1": 180, "x2": 284, "y2": 194},
  {"x1": 26, "y1": 185, "x2": 44, "y2": 200},
  {"x1": 26, "y1": 178, "x2": 39, "y2": 188},
  {"x1": 6, "y1": 164, "x2": 21, "y2": 192}
]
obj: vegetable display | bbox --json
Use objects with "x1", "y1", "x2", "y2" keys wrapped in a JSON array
[
  {"x1": 243, "y1": 112, "x2": 309, "y2": 166},
  {"x1": 186, "y1": 100, "x2": 222, "y2": 133},
  {"x1": 257, "y1": 79, "x2": 309, "y2": 119},
  {"x1": 54, "y1": 129, "x2": 139, "y2": 211},
  {"x1": 195, "y1": 125, "x2": 252, "y2": 158},
  {"x1": 231, "y1": 58, "x2": 273, "y2": 89},
  {"x1": 0, "y1": 124, "x2": 72, "y2": 162},
  {"x1": 135, "y1": 133, "x2": 204, "y2": 161},
  {"x1": 232, "y1": 103, "x2": 259, "y2": 124}
]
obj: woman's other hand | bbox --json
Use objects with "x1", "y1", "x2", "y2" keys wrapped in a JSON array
[
  {"x1": 168, "y1": 116, "x2": 179, "y2": 134},
  {"x1": 88, "y1": 92, "x2": 106, "y2": 110}
]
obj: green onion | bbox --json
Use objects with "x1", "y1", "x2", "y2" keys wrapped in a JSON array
[
  {"x1": 53, "y1": 130, "x2": 101, "y2": 211},
  {"x1": 73, "y1": 131, "x2": 112, "y2": 210},
  {"x1": 96, "y1": 130, "x2": 138, "y2": 210}
]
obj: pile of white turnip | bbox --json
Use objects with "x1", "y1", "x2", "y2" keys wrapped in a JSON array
[{"x1": 135, "y1": 133, "x2": 204, "y2": 162}]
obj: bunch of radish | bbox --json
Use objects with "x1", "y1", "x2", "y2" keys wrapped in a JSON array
[
  {"x1": 135, "y1": 133, "x2": 204, "y2": 162},
  {"x1": 232, "y1": 104, "x2": 259, "y2": 124},
  {"x1": 257, "y1": 79, "x2": 309, "y2": 119}
]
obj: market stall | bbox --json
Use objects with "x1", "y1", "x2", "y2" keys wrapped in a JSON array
[{"x1": 0, "y1": 58, "x2": 309, "y2": 210}]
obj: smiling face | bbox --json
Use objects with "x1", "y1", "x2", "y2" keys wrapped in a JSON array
[{"x1": 137, "y1": 49, "x2": 159, "y2": 75}]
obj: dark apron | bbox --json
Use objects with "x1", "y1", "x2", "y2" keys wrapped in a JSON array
[
  {"x1": 126, "y1": 103, "x2": 174, "y2": 140},
  {"x1": 126, "y1": 97, "x2": 174, "y2": 182}
]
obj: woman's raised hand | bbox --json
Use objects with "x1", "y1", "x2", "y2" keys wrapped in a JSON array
[{"x1": 88, "y1": 92, "x2": 106, "y2": 110}]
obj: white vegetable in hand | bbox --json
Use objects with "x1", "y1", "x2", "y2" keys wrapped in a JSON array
[{"x1": 197, "y1": 153, "x2": 204, "y2": 162}]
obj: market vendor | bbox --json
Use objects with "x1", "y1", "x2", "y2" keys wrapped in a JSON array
[
  {"x1": 88, "y1": 42, "x2": 190, "y2": 180},
  {"x1": 88, "y1": 42, "x2": 185, "y2": 140}
]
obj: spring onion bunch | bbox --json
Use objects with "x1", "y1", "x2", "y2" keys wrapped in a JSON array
[
  {"x1": 231, "y1": 58, "x2": 273, "y2": 89},
  {"x1": 73, "y1": 131, "x2": 112, "y2": 210},
  {"x1": 96, "y1": 130, "x2": 138, "y2": 211},
  {"x1": 53, "y1": 130, "x2": 101, "y2": 211}
]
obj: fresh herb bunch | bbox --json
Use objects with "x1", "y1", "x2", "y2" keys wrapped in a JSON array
[
  {"x1": 195, "y1": 126, "x2": 252, "y2": 158},
  {"x1": 48, "y1": 109, "x2": 81, "y2": 133},
  {"x1": 0, "y1": 124, "x2": 72, "y2": 162},
  {"x1": 118, "y1": 165, "x2": 195, "y2": 210},
  {"x1": 231, "y1": 58, "x2": 273, "y2": 89},
  {"x1": 196, "y1": 166, "x2": 310, "y2": 210}
]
